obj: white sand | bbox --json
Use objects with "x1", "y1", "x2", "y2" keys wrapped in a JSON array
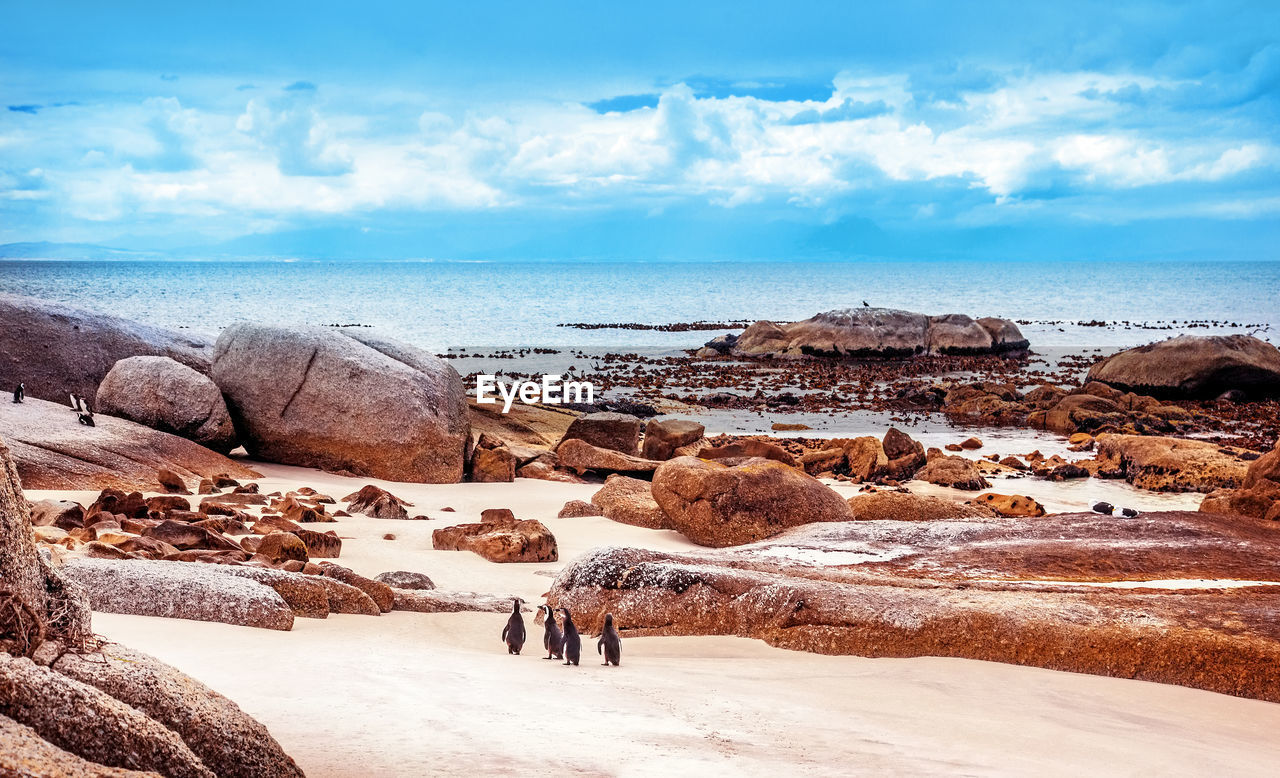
[{"x1": 36, "y1": 462, "x2": 1280, "y2": 776}]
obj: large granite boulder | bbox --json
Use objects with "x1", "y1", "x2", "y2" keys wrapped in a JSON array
[
  {"x1": 559, "y1": 412, "x2": 641, "y2": 455},
  {"x1": 0, "y1": 293, "x2": 212, "y2": 403},
  {"x1": 0, "y1": 397, "x2": 258, "y2": 491},
  {"x1": 0, "y1": 654, "x2": 214, "y2": 778},
  {"x1": 548, "y1": 513, "x2": 1280, "y2": 703},
  {"x1": 61, "y1": 558, "x2": 295, "y2": 631},
  {"x1": 590, "y1": 474, "x2": 669, "y2": 529},
  {"x1": 1087, "y1": 334, "x2": 1280, "y2": 399},
  {"x1": 53, "y1": 645, "x2": 305, "y2": 778},
  {"x1": 1095, "y1": 434, "x2": 1251, "y2": 493},
  {"x1": 0, "y1": 713, "x2": 159, "y2": 777},
  {"x1": 96, "y1": 356, "x2": 238, "y2": 453},
  {"x1": 651, "y1": 456, "x2": 853, "y2": 546},
  {"x1": 212, "y1": 324, "x2": 469, "y2": 482},
  {"x1": 730, "y1": 308, "x2": 1026, "y2": 359}
]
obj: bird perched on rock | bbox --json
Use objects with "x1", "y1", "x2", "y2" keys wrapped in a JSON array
[
  {"x1": 556, "y1": 607, "x2": 581, "y2": 666},
  {"x1": 597, "y1": 612, "x2": 621, "y2": 667},
  {"x1": 11, "y1": 383, "x2": 23, "y2": 403},
  {"x1": 70, "y1": 394, "x2": 95, "y2": 426},
  {"x1": 501, "y1": 598, "x2": 526, "y2": 654},
  {"x1": 539, "y1": 604, "x2": 563, "y2": 660}
]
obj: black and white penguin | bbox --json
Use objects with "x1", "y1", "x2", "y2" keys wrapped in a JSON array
[
  {"x1": 501, "y1": 598, "x2": 526, "y2": 655},
  {"x1": 556, "y1": 607, "x2": 581, "y2": 666},
  {"x1": 597, "y1": 612, "x2": 621, "y2": 667},
  {"x1": 11, "y1": 383, "x2": 23, "y2": 403},
  {"x1": 540, "y1": 604, "x2": 563, "y2": 660}
]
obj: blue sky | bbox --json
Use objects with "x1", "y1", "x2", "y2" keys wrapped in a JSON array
[{"x1": 2, "y1": 1, "x2": 1278, "y2": 260}]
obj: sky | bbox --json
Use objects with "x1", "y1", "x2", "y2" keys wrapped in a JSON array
[{"x1": 2, "y1": 0, "x2": 1279, "y2": 260}]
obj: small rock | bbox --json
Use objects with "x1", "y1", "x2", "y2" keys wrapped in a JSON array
[
  {"x1": 374, "y1": 570, "x2": 436, "y2": 590},
  {"x1": 156, "y1": 468, "x2": 190, "y2": 494},
  {"x1": 557, "y1": 499, "x2": 601, "y2": 518},
  {"x1": 959, "y1": 437, "x2": 983, "y2": 450}
]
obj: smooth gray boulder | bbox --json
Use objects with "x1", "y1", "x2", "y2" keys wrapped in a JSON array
[
  {"x1": 96, "y1": 356, "x2": 238, "y2": 453},
  {"x1": 0, "y1": 293, "x2": 211, "y2": 403},
  {"x1": 212, "y1": 324, "x2": 469, "y2": 482}
]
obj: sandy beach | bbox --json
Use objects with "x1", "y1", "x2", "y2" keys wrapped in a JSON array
[{"x1": 23, "y1": 461, "x2": 1270, "y2": 777}]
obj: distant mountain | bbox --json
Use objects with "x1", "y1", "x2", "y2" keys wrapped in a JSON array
[{"x1": 0, "y1": 242, "x2": 163, "y2": 260}]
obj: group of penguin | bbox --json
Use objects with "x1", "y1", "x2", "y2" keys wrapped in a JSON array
[
  {"x1": 10, "y1": 383, "x2": 96, "y2": 426},
  {"x1": 502, "y1": 600, "x2": 621, "y2": 667}
]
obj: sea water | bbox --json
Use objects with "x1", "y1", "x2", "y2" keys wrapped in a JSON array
[{"x1": 2, "y1": 258, "x2": 1276, "y2": 352}]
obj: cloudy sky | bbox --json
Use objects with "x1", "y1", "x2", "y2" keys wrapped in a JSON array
[{"x1": 2, "y1": 1, "x2": 1278, "y2": 260}]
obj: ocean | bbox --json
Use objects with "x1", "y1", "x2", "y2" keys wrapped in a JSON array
[{"x1": 2, "y1": 258, "x2": 1276, "y2": 352}]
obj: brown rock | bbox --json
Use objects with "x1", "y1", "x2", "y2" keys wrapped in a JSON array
[
  {"x1": 1043, "y1": 394, "x2": 1123, "y2": 435},
  {"x1": 255, "y1": 532, "x2": 308, "y2": 564},
  {"x1": 699, "y1": 439, "x2": 797, "y2": 467},
  {"x1": 374, "y1": 570, "x2": 436, "y2": 590},
  {"x1": 559, "y1": 412, "x2": 642, "y2": 455},
  {"x1": 291, "y1": 528, "x2": 342, "y2": 558},
  {"x1": 555, "y1": 438, "x2": 661, "y2": 475},
  {"x1": 96, "y1": 356, "x2": 239, "y2": 454},
  {"x1": 314, "y1": 575, "x2": 381, "y2": 615},
  {"x1": 471, "y1": 445, "x2": 517, "y2": 482},
  {"x1": 432, "y1": 515, "x2": 559, "y2": 563},
  {"x1": 999, "y1": 456, "x2": 1029, "y2": 471},
  {"x1": 145, "y1": 494, "x2": 191, "y2": 514},
  {"x1": 29, "y1": 499, "x2": 85, "y2": 530},
  {"x1": 1087, "y1": 334, "x2": 1280, "y2": 399},
  {"x1": 651, "y1": 456, "x2": 853, "y2": 547},
  {"x1": 343, "y1": 484, "x2": 412, "y2": 519},
  {"x1": 641, "y1": 419, "x2": 706, "y2": 460},
  {"x1": 391, "y1": 588, "x2": 530, "y2": 613},
  {"x1": 914, "y1": 456, "x2": 990, "y2": 490},
  {"x1": 318, "y1": 562, "x2": 395, "y2": 612},
  {"x1": 970, "y1": 492, "x2": 1046, "y2": 517},
  {"x1": 847, "y1": 491, "x2": 996, "y2": 521},
  {"x1": 959, "y1": 437, "x2": 983, "y2": 450},
  {"x1": 557, "y1": 499, "x2": 601, "y2": 518},
  {"x1": 590, "y1": 474, "x2": 669, "y2": 529}
]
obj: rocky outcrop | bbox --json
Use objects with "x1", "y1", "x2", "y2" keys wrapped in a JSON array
[
  {"x1": 61, "y1": 558, "x2": 295, "y2": 631},
  {"x1": 0, "y1": 293, "x2": 212, "y2": 403},
  {"x1": 96, "y1": 356, "x2": 238, "y2": 453},
  {"x1": 0, "y1": 713, "x2": 161, "y2": 777},
  {"x1": 1095, "y1": 434, "x2": 1251, "y2": 493},
  {"x1": 651, "y1": 456, "x2": 853, "y2": 547},
  {"x1": 590, "y1": 475, "x2": 669, "y2": 529},
  {"x1": 641, "y1": 418, "x2": 705, "y2": 460},
  {"x1": 548, "y1": 512, "x2": 1280, "y2": 702},
  {"x1": 1087, "y1": 335, "x2": 1280, "y2": 399},
  {"x1": 559, "y1": 412, "x2": 641, "y2": 455},
  {"x1": 555, "y1": 438, "x2": 661, "y2": 475},
  {"x1": 727, "y1": 308, "x2": 1026, "y2": 359},
  {"x1": 212, "y1": 324, "x2": 469, "y2": 482},
  {"x1": 913, "y1": 456, "x2": 990, "y2": 490},
  {"x1": 0, "y1": 398, "x2": 259, "y2": 491},
  {"x1": 846, "y1": 491, "x2": 996, "y2": 521},
  {"x1": 53, "y1": 644, "x2": 305, "y2": 778},
  {"x1": 0, "y1": 654, "x2": 214, "y2": 778},
  {"x1": 432, "y1": 513, "x2": 558, "y2": 563}
]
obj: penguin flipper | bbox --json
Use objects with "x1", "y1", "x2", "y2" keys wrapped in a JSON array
[{"x1": 501, "y1": 625, "x2": 509, "y2": 641}]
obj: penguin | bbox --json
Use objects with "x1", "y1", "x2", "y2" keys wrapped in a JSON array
[
  {"x1": 556, "y1": 607, "x2": 581, "y2": 666},
  {"x1": 77, "y1": 400, "x2": 95, "y2": 427},
  {"x1": 11, "y1": 383, "x2": 23, "y2": 403},
  {"x1": 501, "y1": 598, "x2": 525, "y2": 655},
  {"x1": 540, "y1": 604, "x2": 563, "y2": 660},
  {"x1": 597, "y1": 612, "x2": 621, "y2": 667}
]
